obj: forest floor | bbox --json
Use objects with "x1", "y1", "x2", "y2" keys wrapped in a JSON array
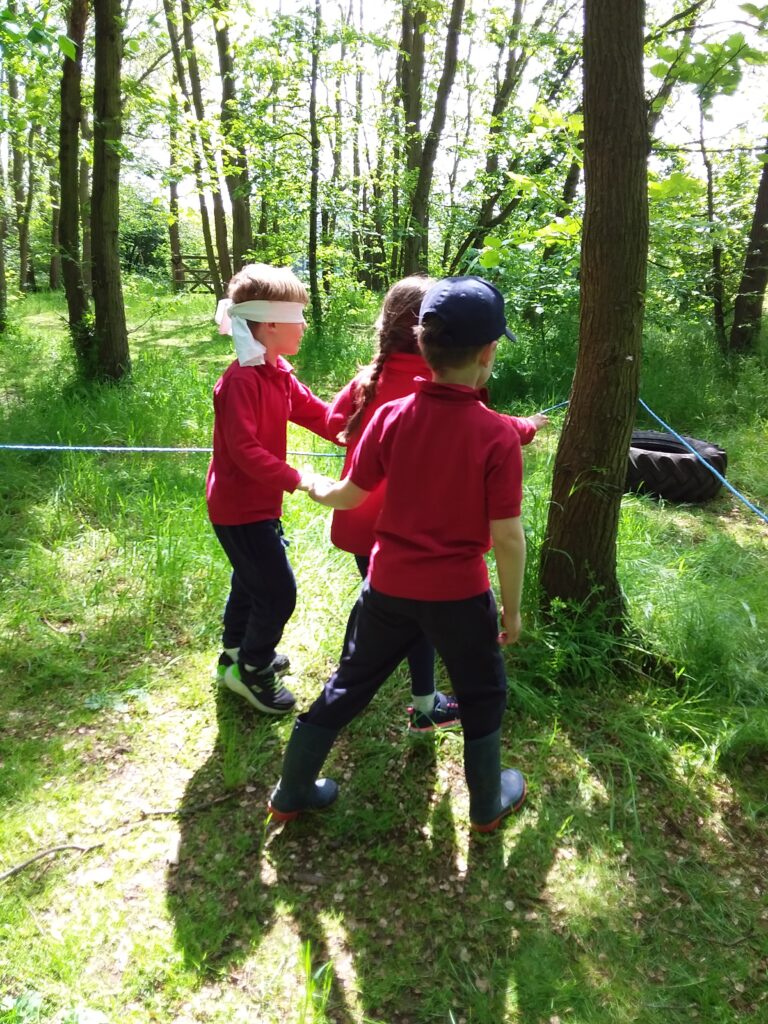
[{"x1": 1, "y1": 288, "x2": 767, "y2": 1024}]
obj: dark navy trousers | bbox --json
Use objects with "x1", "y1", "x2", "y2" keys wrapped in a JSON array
[
  {"x1": 303, "y1": 582, "x2": 507, "y2": 741},
  {"x1": 212, "y1": 519, "x2": 296, "y2": 670},
  {"x1": 342, "y1": 555, "x2": 435, "y2": 698}
]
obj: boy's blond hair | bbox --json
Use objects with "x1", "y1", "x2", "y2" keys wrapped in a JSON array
[{"x1": 228, "y1": 263, "x2": 308, "y2": 305}]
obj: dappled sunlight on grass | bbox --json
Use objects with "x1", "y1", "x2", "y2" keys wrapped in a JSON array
[{"x1": 2, "y1": 291, "x2": 767, "y2": 1022}]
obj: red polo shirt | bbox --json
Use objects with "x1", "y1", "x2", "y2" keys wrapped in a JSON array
[
  {"x1": 329, "y1": 352, "x2": 431, "y2": 555},
  {"x1": 348, "y1": 379, "x2": 523, "y2": 601},
  {"x1": 330, "y1": 355, "x2": 537, "y2": 556},
  {"x1": 206, "y1": 357, "x2": 337, "y2": 525}
]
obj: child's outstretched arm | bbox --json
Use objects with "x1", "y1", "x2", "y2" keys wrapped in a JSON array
[
  {"x1": 505, "y1": 413, "x2": 549, "y2": 445},
  {"x1": 490, "y1": 516, "x2": 526, "y2": 646},
  {"x1": 308, "y1": 475, "x2": 370, "y2": 510}
]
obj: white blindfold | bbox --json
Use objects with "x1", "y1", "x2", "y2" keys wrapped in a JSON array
[{"x1": 215, "y1": 299, "x2": 305, "y2": 366}]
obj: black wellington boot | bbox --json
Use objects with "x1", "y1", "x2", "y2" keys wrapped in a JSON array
[
  {"x1": 463, "y1": 728, "x2": 527, "y2": 832},
  {"x1": 268, "y1": 719, "x2": 340, "y2": 822}
]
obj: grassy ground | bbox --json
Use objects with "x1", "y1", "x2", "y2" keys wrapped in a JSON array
[{"x1": 1, "y1": 287, "x2": 767, "y2": 1024}]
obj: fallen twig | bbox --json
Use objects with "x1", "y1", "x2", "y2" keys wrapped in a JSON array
[
  {"x1": 134, "y1": 790, "x2": 242, "y2": 820},
  {"x1": 0, "y1": 842, "x2": 104, "y2": 883},
  {"x1": 1, "y1": 790, "x2": 246, "y2": 883}
]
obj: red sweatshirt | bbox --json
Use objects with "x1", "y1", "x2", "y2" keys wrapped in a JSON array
[
  {"x1": 206, "y1": 357, "x2": 338, "y2": 526},
  {"x1": 330, "y1": 352, "x2": 539, "y2": 556},
  {"x1": 349, "y1": 380, "x2": 523, "y2": 600}
]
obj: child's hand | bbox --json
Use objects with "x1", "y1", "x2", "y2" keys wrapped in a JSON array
[
  {"x1": 307, "y1": 475, "x2": 338, "y2": 502},
  {"x1": 529, "y1": 413, "x2": 549, "y2": 431},
  {"x1": 297, "y1": 469, "x2": 315, "y2": 492},
  {"x1": 498, "y1": 607, "x2": 522, "y2": 646}
]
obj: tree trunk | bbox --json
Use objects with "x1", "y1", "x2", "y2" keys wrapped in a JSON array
[
  {"x1": 539, "y1": 0, "x2": 648, "y2": 619},
  {"x1": 180, "y1": 0, "x2": 232, "y2": 285},
  {"x1": 19, "y1": 125, "x2": 40, "y2": 291},
  {"x1": 80, "y1": 109, "x2": 93, "y2": 295},
  {"x1": 91, "y1": 0, "x2": 130, "y2": 380},
  {"x1": 48, "y1": 147, "x2": 62, "y2": 290},
  {"x1": 308, "y1": 0, "x2": 322, "y2": 331},
  {"x1": 447, "y1": 0, "x2": 575, "y2": 273},
  {"x1": 321, "y1": 0, "x2": 350, "y2": 294},
  {"x1": 213, "y1": 0, "x2": 252, "y2": 272},
  {"x1": 59, "y1": 0, "x2": 93, "y2": 369},
  {"x1": 351, "y1": 0, "x2": 363, "y2": 272},
  {"x1": 162, "y1": 0, "x2": 222, "y2": 298},
  {"x1": 729, "y1": 139, "x2": 768, "y2": 353},
  {"x1": 402, "y1": 0, "x2": 464, "y2": 275},
  {"x1": 168, "y1": 98, "x2": 185, "y2": 291},
  {"x1": 0, "y1": 161, "x2": 8, "y2": 333},
  {"x1": 699, "y1": 108, "x2": 726, "y2": 351}
]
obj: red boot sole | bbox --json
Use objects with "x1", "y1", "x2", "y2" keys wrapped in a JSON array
[{"x1": 470, "y1": 780, "x2": 528, "y2": 833}]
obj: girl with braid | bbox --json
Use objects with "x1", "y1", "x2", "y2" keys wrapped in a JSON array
[
  {"x1": 328, "y1": 276, "x2": 461, "y2": 732},
  {"x1": 327, "y1": 275, "x2": 548, "y2": 733}
]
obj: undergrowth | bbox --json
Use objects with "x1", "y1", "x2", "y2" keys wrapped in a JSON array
[{"x1": 1, "y1": 287, "x2": 766, "y2": 1024}]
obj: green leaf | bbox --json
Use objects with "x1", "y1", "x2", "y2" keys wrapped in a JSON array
[
  {"x1": 26, "y1": 25, "x2": 48, "y2": 45},
  {"x1": 478, "y1": 248, "x2": 500, "y2": 268},
  {"x1": 648, "y1": 171, "x2": 704, "y2": 200},
  {"x1": 57, "y1": 34, "x2": 77, "y2": 60},
  {"x1": 505, "y1": 171, "x2": 535, "y2": 191},
  {"x1": 483, "y1": 235, "x2": 502, "y2": 249},
  {"x1": 534, "y1": 216, "x2": 581, "y2": 243}
]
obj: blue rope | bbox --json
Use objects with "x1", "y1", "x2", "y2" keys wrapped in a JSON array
[
  {"x1": 0, "y1": 443, "x2": 344, "y2": 458},
  {"x1": 2, "y1": 397, "x2": 765, "y2": 525},
  {"x1": 638, "y1": 399, "x2": 768, "y2": 525},
  {"x1": 538, "y1": 399, "x2": 570, "y2": 415}
]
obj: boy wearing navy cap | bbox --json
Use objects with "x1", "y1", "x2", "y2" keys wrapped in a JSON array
[{"x1": 269, "y1": 276, "x2": 528, "y2": 832}]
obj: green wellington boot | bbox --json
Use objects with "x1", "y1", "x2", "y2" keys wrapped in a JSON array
[
  {"x1": 268, "y1": 719, "x2": 340, "y2": 822},
  {"x1": 464, "y1": 728, "x2": 527, "y2": 832}
]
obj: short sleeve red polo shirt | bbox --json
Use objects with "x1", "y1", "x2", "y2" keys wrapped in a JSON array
[{"x1": 348, "y1": 379, "x2": 523, "y2": 601}]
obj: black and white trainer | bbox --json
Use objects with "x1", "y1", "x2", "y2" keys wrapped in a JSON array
[{"x1": 223, "y1": 662, "x2": 296, "y2": 715}]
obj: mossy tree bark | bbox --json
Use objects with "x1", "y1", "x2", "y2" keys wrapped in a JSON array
[
  {"x1": 729, "y1": 139, "x2": 768, "y2": 353},
  {"x1": 539, "y1": 0, "x2": 648, "y2": 619},
  {"x1": 91, "y1": 0, "x2": 131, "y2": 380},
  {"x1": 59, "y1": 0, "x2": 93, "y2": 371}
]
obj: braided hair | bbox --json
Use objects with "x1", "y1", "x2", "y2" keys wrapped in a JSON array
[{"x1": 342, "y1": 275, "x2": 434, "y2": 442}]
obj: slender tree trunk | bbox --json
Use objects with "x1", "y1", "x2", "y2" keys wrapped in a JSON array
[
  {"x1": 168, "y1": 97, "x2": 185, "y2": 291},
  {"x1": 162, "y1": 0, "x2": 222, "y2": 298},
  {"x1": 92, "y1": 0, "x2": 130, "y2": 380},
  {"x1": 19, "y1": 126, "x2": 40, "y2": 291},
  {"x1": 213, "y1": 0, "x2": 252, "y2": 271},
  {"x1": 403, "y1": 0, "x2": 464, "y2": 274},
  {"x1": 59, "y1": 0, "x2": 93, "y2": 369},
  {"x1": 48, "y1": 149, "x2": 62, "y2": 290},
  {"x1": 398, "y1": 0, "x2": 425, "y2": 275},
  {"x1": 80, "y1": 109, "x2": 93, "y2": 295},
  {"x1": 321, "y1": 0, "x2": 350, "y2": 294},
  {"x1": 351, "y1": 0, "x2": 363, "y2": 272},
  {"x1": 539, "y1": 0, "x2": 648, "y2": 619},
  {"x1": 729, "y1": 138, "x2": 768, "y2": 353},
  {"x1": 308, "y1": 0, "x2": 322, "y2": 330},
  {"x1": 8, "y1": 63, "x2": 26, "y2": 289},
  {"x1": 447, "y1": 0, "x2": 570, "y2": 273},
  {"x1": 0, "y1": 161, "x2": 8, "y2": 333},
  {"x1": 699, "y1": 108, "x2": 726, "y2": 351},
  {"x1": 180, "y1": 0, "x2": 231, "y2": 284}
]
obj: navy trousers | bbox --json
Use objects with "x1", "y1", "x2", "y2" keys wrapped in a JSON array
[
  {"x1": 341, "y1": 555, "x2": 435, "y2": 698},
  {"x1": 212, "y1": 519, "x2": 296, "y2": 670},
  {"x1": 303, "y1": 582, "x2": 507, "y2": 741}
]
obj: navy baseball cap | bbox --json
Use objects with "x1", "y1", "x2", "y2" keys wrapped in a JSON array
[{"x1": 419, "y1": 275, "x2": 516, "y2": 346}]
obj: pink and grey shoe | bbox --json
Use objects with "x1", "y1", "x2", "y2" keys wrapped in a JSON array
[{"x1": 407, "y1": 692, "x2": 461, "y2": 734}]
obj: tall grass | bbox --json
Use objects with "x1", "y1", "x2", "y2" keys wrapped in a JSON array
[{"x1": 1, "y1": 286, "x2": 767, "y2": 1024}]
